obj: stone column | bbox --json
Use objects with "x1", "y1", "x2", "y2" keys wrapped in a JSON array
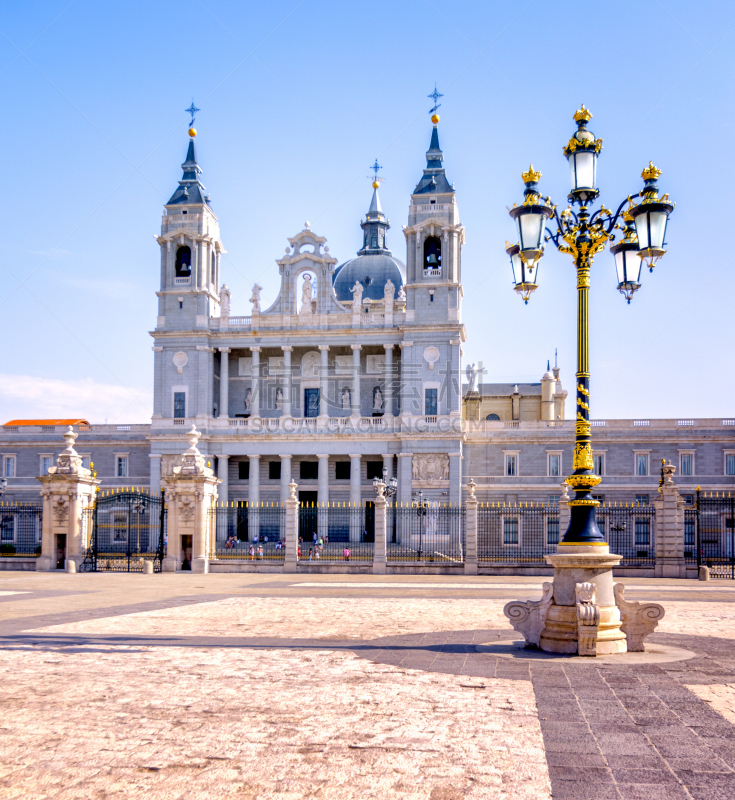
[
  {"x1": 399, "y1": 342, "x2": 413, "y2": 419},
  {"x1": 149, "y1": 454, "x2": 162, "y2": 495},
  {"x1": 152, "y1": 346, "x2": 163, "y2": 418},
  {"x1": 161, "y1": 426, "x2": 220, "y2": 573},
  {"x1": 464, "y1": 479, "x2": 478, "y2": 575},
  {"x1": 313, "y1": 344, "x2": 328, "y2": 420},
  {"x1": 351, "y1": 344, "x2": 362, "y2": 418},
  {"x1": 248, "y1": 454, "x2": 260, "y2": 543},
  {"x1": 449, "y1": 453, "x2": 462, "y2": 506},
  {"x1": 219, "y1": 348, "x2": 230, "y2": 418},
  {"x1": 218, "y1": 455, "x2": 229, "y2": 506},
  {"x1": 373, "y1": 483, "x2": 387, "y2": 575},
  {"x1": 349, "y1": 455, "x2": 361, "y2": 507},
  {"x1": 284, "y1": 480, "x2": 299, "y2": 573},
  {"x1": 654, "y1": 460, "x2": 687, "y2": 578},
  {"x1": 383, "y1": 344, "x2": 394, "y2": 417},
  {"x1": 250, "y1": 347, "x2": 261, "y2": 420},
  {"x1": 280, "y1": 454, "x2": 292, "y2": 503},
  {"x1": 281, "y1": 346, "x2": 292, "y2": 418},
  {"x1": 382, "y1": 453, "x2": 393, "y2": 482},
  {"x1": 317, "y1": 454, "x2": 329, "y2": 506},
  {"x1": 397, "y1": 453, "x2": 413, "y2": 506},
  {"x1": 37, "y1": 427, "x2": 99, "y2": 571}
]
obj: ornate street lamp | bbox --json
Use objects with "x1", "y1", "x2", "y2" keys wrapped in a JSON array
[
  {"x1": 373, "y1": 466, "x2": 397, "y2": 498},
  {"x1": 506, "y1": 106, "x2": 675, "y2": 545}
]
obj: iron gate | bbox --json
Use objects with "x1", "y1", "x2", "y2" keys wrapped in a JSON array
[
  {"x1": 82, "y1": 490, "x2": 166, "y2": 572},
  {"x1": 697, "y1": 490, "x2": 735, "y2": 579}
]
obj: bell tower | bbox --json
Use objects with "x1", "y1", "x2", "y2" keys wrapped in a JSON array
[
  {"x1": 403, "y1": 106, "x2": 465, "y2": 324},
  {"x1": 154, "y1": 114, "x2": 225, "y2": 332}
]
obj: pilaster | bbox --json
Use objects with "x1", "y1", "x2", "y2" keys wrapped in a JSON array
[{"x1": 654, "y1": 460, "x2": 687, "y2": 578}]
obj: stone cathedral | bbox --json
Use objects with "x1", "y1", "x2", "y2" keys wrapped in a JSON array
[{"x1": 2, "y1": 117, "x2": 733, "y2": 508}]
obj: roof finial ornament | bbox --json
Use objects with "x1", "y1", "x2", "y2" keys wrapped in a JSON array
[
  {"x1": 185, "y1": 100, "x2": 200, "y2": 138},
  {"x1": 369, "y1": 158, "x2": 384, "y2": 190},
  {"x1": 428, "y1": 84, "x2": 443, "y2": 125}
]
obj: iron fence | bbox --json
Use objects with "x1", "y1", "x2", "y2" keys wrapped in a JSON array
[
  {"x1": 387, "y1": 504, "x2": 464, "y2": 563},
  {"x1": 478, "y1": 503, "x2": 559, "y2": 564},
  {"x1": 298, "y1": 504, "x2": 373, "y2": 562},
  {"x1": 685, "y1": 507, "x2": 697, "y2": 565},
  {"x1": 209, "y1": 503, "x2": 286, "y2": 561},
  {"x1": 477, "y1": 502, "x2": 656, "y2": 567},
  {"x1": 0, "y1": 503, "x2": 42, "y2": 557},
  {"x1": 696, "y1": 491, "x2": 735, "y2": 579},
  {"x1": 82, "y1": 490, "x2": 166, "y2": 572}
]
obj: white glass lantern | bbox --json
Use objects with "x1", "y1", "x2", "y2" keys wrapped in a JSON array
[
  {"x1": 569, "y1": 149, "x2": 597, "y2": 192},
  {"x1": 507, "y1": 242, "x2": 538, "y2": 304},
  {"x1": 610, "y1": 224, "x2": 642, "y2": 304},
  {"x1": 509, "y1": 165, "x2": 553, "y2": 268},
  {"x1": 629, "y1": 162, "x2": 674, "y2": 270}
]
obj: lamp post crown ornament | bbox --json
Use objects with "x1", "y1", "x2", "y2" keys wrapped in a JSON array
[
  {"x1": 289, "y1": 479, "x2": 297, "y2": 500},
  {"x1": 62, "y1": 426, "x2": 78, "y2": 455},
  {"x1": 468, "y1": 479, "x2": 477, "y2": 501}
]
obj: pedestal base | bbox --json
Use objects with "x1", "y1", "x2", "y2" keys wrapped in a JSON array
[{"x1": 539, "y1": 603, "x2": 627, "y2": 655}]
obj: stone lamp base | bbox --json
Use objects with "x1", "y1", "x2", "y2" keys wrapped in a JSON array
[{"x1": 504, "y1": 544, "x2": 664, "y2": 657}]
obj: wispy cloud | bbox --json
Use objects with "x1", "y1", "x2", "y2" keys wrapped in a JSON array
[{"x1": 0, "y1": 374, "x2": 152, "y2": 425}]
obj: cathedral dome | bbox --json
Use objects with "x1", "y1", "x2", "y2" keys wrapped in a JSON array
[{"x1": 333, "y1": 253, "x2": 405, "y2": 302}]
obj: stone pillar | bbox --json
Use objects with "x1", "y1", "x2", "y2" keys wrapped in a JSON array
[
  {"x1": 558, "y1": 482, "x2": 571, "y2": 538},
  {"x1": 464, "y1": 479, "x2": 478, "y2": 575},
  {"x1": 373, "y1": 483, "x2": 387, "y2": 574},
  {"x1": 654, "y1": 460, "x2": 687, "y2": 578},
  {"x1": 382, "y1": 453, "x2": 393, "y2": 482},
  {"x1": 318, "y1": 345, "x2": 329, "y2": 418},
  {"x1": 37, "y1": 427, "x2": 99, "y2": 571},
  {"x1": 351, "y1": 344, "x2": 362, "y2": 417},
  {"x1": 449, "y1": 453, "x2": 462, "y2": 506},
  {"x1": 280, "y1": 454, "x2": 292, "y2": 503},
  {"x1": 161, "y1": 426, "x2": 220, "y2": 573},
  {"x1": 248, "y1": 454, "x2": 260, "y2": 543},
  {"x1": 250, "y1": 347, "x2": 261, "y2": 420},
  {"x1": 383, "y1": 344, "x2": 394, "y2": 417},
  {"x1": 149, "y1": 454, "x2": 162, "y2": 495},
  {"x1": 219, "y1": 347, "x2": 230, "y2": 418},
  {"x1": 218, "y1": 454, "x2": 229, "y2": 506},
  {"x1": 397, "y1": 453, "x2": 413, "y2": 505},
  {"x1": 399, "y1": 342, "x2": 413, "y2": 418},
  {"x1": 317, "y1": 454, "x2": 329, "y2": 505},
  {"x1": 281, "y1": 346, "x2": 292, "y2": 418},
  {"x1": 283, "y1": 480, "x2": 299, "y2": 573},
  {"x1": 349, "y1": 455, "x2": 361, "y2": 508}
]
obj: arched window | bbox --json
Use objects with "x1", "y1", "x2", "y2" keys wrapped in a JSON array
[
  {"x1": 211, "y1": 251, "x2": 216, "y2": 285},
  {"x1": 175, "y1": 246, "x2": 191, "y2": 277},
  {"x1": 424, "y1": 237, "x2": 442, "y2": 272},
  {"x1": 486, "y1": 413, "x2": 501, "y2": 421}
]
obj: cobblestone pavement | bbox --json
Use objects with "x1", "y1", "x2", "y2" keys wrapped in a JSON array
[{"x1": 0, "y1": 572, "x2": 734, "y2": 799}]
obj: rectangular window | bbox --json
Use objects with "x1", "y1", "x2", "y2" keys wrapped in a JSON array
[
  {"x1": 268, "y1": 461, "x2": 281, "y2": 480},
  {"x1": 635, "y1": 516, "x2": 651, "y2": 546},
  {"x1": 547, "y1": 516, "x2": 560, "y2": 545},
  {"x1": 366, "y1": 461, "x2": 383, "y2": 480},
  {"x1": 636, "y1": 454, "x2": 648, "y2": 476},
  {"x1": 726, "y1": 454, "x2": 735, "y2": 476},
  {"x1": 684, "y1": 517, "x2": 695, "y2": 547},
  {"x1": 548, "y1": 495, "x2": 560, "y2": 506},
  {"x1": 424, "y1": 388, "x2": 438, "y2": 416},
  {"x1": 548, "y1": 454, "x2": 561, "y2": 477},
  {"x1": 304, "y1": 388, "x2": 320, "y2": 418},
  {"x1": 680, "y1": 454, "x2": 693, "y2": 477},
  {"x1": 113, "y1": 512, "x2": 128, "y2": 543},
  {"x1": 0, "y1": 515, "x2": 15, "y2": 542},
  {"x1": 3, "y1": 457, "x2": 15, "y2": 478},
  {"x1": 635, "y1": 494, "x2": 649, "y2": 506},
  {"x1": 683, "y1": 494, "x2": 693, "y2": 506},
  {"x1": 594, "y1": 454, "x2": 604, "y2": 476},
  {"x1": 238, "y1": 461, "x2": 249, "y2": 480},
  {"x1": 503, "y1": 518, "x2": 519, "y2": 545},
  {"x1": 173, "y1": 392, "x2": 186, "y2": 419},
  {"x1": 335, "y1": 462, "x2": 351, "y2": 480},
  {"x1": 300, "y1": 461, "x2": 318, "y2": 480},
  {"x1": 116, "y1": 456, "x2": 128, "y2": 478},
  {"x1": 40, "y1": 456, "x2": 53, "y2": 476},
  {"x1": 81, "y1": 456, "x2": 91, "y2": 471},
  {"x1": 505, "y1": 454, "x2": 517, "y2": 477}
]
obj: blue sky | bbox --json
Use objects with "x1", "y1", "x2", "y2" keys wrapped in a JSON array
[{"x1": 1, "y1": 0, "x2": 734, "y2": 423}]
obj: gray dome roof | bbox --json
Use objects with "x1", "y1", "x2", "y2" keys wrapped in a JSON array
[{"x1": 333, "y1": 253, "x2": 405, "y2": 302}]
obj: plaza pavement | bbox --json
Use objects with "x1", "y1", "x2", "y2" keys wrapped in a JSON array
[{"x1": 0, "y1": 573, "x2": 734, "y2": 799}]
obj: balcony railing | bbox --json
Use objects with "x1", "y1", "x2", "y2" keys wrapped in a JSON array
[{"x1": 174, "y1": 276, "x2": 191, "y2": 285}]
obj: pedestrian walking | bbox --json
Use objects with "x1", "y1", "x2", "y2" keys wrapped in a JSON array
[
  {"x1": 249, "y1": 545, "x2": 255, "y2": 561},
  {"x1": 343, "y1": 547, "x2": 351, "y2": 561}
]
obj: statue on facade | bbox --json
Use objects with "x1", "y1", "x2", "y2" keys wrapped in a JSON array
[
  {"x1": 244, "y1": 388, "x2": 252, "y2": 415},
  {"x1": 341, "y1": 387, "x2": 351, "y2": 410},
  {"x1": 465, "y1": 361, "x2": 486, "y2": 394},
  {"x1": 350, "y1": 280, "x2": 363, "y2": 309},
  {"x1": 397, "y1": 284, "x2": 406, "y2": 303},
  {"x1": 384, "y1": 278, "x2": 395, "y2": 304},
  {"x1": 300, "y1": 274, "x2": 313, "y2": 314},
  {"x1": 275, "y1": 387, "x2": 284, "y2": 411},
  {"x1": 220, "y1": 284, "x2": 231, "y2": 316},
  {"x1": 250, "y1": 283, "x2": 263, "y2": 313},
  {"x1": 373, "y1": 386, "x2": 383, "y2": 413}
]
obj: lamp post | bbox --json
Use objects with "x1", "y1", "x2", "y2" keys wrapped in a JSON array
[
  {"x1": 506, "y1": 106, "x2": 674, "y2": 546},
  {"x1": 373, "y1": 466, "x2": 397, "y2": 499}
]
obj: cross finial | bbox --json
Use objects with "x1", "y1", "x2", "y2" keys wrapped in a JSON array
[
  {"x1": 370, "y1": 158, "x2": 383, "y2": 180},
  {"x1": 428, "y1": 84, "x2": 443, "y2": 114},
  {"x1": 185, "y1": 100, "x2": 200, "y2": 127}
]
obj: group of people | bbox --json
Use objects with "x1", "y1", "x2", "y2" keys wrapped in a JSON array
[{"x1": 297, "y1": 532, "x2": 351, "y2": 561}]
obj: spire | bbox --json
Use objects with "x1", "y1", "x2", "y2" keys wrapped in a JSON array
[
  {"x1": 166, "y1": 105, "x2": 211, "y2": 207},
  {"x1": 413, "y1": 87, "x2": 453, "y2": 196},
  {"x1": 357, "y1": 180, "x2": 391, "y2": 256}
]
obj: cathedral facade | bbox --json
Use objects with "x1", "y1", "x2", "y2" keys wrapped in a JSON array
[{"x1": 2, "y1": 121, "x2": 734, "y2": 508}]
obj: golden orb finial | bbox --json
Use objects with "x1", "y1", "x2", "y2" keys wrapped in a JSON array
[
  {"x1": 522, "y1": 164, "x2": 541, "y2": 183},
  {"x1": 372, "y1": 180, "x2": 379, "y2": 189},
  {"x1": 641, "y1": 161, "x2": 662, "y2": 180},
  {"x1": 573, "y1": 105, "x2": 593, "y2": 123},
  {"x1": 431, "y1": 113, "x2": 440, "y2": 125},
  {"x1": 188, "y1": 127, "x2": 197, "y2": 138}
]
